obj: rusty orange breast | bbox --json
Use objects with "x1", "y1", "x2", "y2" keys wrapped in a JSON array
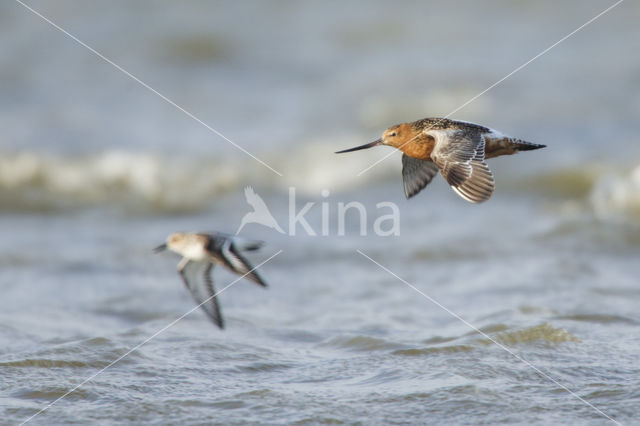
[{"x1": 396, "y1": 134, "x2": 435, "y2": 161}]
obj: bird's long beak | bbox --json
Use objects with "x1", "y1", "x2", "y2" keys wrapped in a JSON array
[
  {"x1": 153, "y1": 243, "x2": 167, "y2": 253},
  {"x1": 335, "y1": 139, "x2": 383, "y2": 154}
]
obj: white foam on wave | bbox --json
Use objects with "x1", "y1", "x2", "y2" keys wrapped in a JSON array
[
  {"x1": 4, "y1": 144, "x2": 639, "y2": 218},
  {"x1": 273, "y1": 136, "x2": 397, "y2": 194},
  {"x1": 590, "y1": 164, "x2": 640, "y2": 220},
  {"x1": 0, "y1": 142, "x2": 397, "y2": 212},
  {"x1": 0, "y1": 151, "x2": 241, "y2": 212}
]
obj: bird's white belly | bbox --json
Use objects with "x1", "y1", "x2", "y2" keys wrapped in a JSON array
[{"x1": 183, "y1": 245, "x2": 208, "y2": 261}]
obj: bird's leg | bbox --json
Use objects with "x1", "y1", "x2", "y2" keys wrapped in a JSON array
[
  {"x1": 177, "y1": 257, "x2": 189, "y2": 272},
  {"x1": 177, "y1": 257, "x2": 191, "y2": 289}
]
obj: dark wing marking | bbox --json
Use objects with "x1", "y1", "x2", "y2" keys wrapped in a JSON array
[
  {"x1": 428, "y1": 129, "x2": 495, "y2": 203},
  {"x1": 179, "y1": 260, "x2": 224, "y2": 329},
  {"x1": 401, "y1": 154, "x2": 440, "y2": 199},
  {"x1": 225, "y1": 240, "x2": 268, "y2": 287},
  {"x1": 202, "y1": 232, "x2": 263, "y2": 252},
  {"x1": 208, "y1": 238, "x2": 267, "y2": 287},
  {"x1": 233, "y1": 238, "x2": 264, "y2": 252},
  {"x1": 200, "y1": 263, "x2": 224, "y2": 329}
]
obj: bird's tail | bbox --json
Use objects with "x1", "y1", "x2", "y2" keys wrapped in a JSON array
[
  {"x1": 238, "y1": 240, "x2": 264, "y2": 251},
  {"x1": 484, "y1": 136, "x2": 546, "y2": 159},
  {"x1": 231, "y1": 234, "x2": 264, "y2": 251}
]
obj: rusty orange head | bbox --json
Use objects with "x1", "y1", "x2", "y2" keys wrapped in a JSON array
[{"x1": 335, "y1": 123, "x2": 411, "y2": 153}]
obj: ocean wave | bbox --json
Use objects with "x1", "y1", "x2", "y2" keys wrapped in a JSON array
[
  {"x1": 511, "y1": 166, "x2": 602, "y2": 199},
  {"x1": 0, "y1": 151, "x2": 243, "y2": 213},
  {"x1": 514, "y1": 162, "x2": 640, "y2": 222},
  {"x1": 321, "y1": 334, "x2": 402, "y2": 352},
  {"x1": 468, "y1": 323, "x2": 580, "y2": 347},
  {"x1": 2, "y1": 148, "x2": 640, "y2": 218},
  {"x1": 590, "y1": 165, "x2": 640, "y2": 220},
  {"x1": 0, "y1": 146, "x2": 395, "y2": 213}
]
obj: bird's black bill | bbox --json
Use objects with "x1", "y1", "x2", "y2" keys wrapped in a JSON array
[
  {"x1": 153, "y1": 243, "x2": 167, "y2": 253},
  {"x1": 335, "y1": 139, "x2": 383, "y2": 154}
]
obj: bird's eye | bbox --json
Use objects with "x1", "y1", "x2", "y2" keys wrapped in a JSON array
[{"x1": 389, "y1": 132, "x2": 397, "y2": 137}]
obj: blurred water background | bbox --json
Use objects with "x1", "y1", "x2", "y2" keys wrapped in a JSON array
[{"x1": 1, "y1": 1, "x2": 639, "y2": 424}]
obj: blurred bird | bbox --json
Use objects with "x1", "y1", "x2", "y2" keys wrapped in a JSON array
[
  {"x1": 236, "y1": 186, "x2": 284, "y2": 234},
  {"x1": 336, "y1": 118, "x2": 545, "y2": 203},
  {"x1": 154, "y1": 232, "x2": 267, "y2": 329}
]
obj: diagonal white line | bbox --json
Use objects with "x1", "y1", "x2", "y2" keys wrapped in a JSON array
[
  {"x1": 357, "y1": 0, "x2": 625, "y2": 176},
  {"x1": 20, "y1": 250, "x2": 283, "y2": 426},
  {"x1": 445, "y1": 0, "x2": 625, "y2": 119},
  {"x1": 14, "y1": 0, "x2": 283, "y2": 177},
  {"x1": 356, "y1": 249, "x2": 621, "y2": 425}
]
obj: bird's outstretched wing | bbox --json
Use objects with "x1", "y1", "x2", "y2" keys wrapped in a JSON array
[
  {"x1": 427, "y1": 129, "x2": 495, "y2": 203},
  {"x1": 401, "y1": 154, "x2": 440, "y2": 199},
  {"x1": 179, "y1": 260, "x2": 224, "y2": 329},
  {"x1": 210, "y1": 239, "x2": 268, "y2": 287}
]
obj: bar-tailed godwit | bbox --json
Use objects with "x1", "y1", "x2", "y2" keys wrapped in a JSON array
[{"x1": 336, "y1": 118, "x2": 545, "y2": 203}]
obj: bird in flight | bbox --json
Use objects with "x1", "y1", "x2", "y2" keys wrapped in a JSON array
[
  {"x1": 336, "y1": 118, "x2": 545, "y2": 203},
  {"x1": 154, "y1": 232, "x2": 268, "y2": 329}
]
